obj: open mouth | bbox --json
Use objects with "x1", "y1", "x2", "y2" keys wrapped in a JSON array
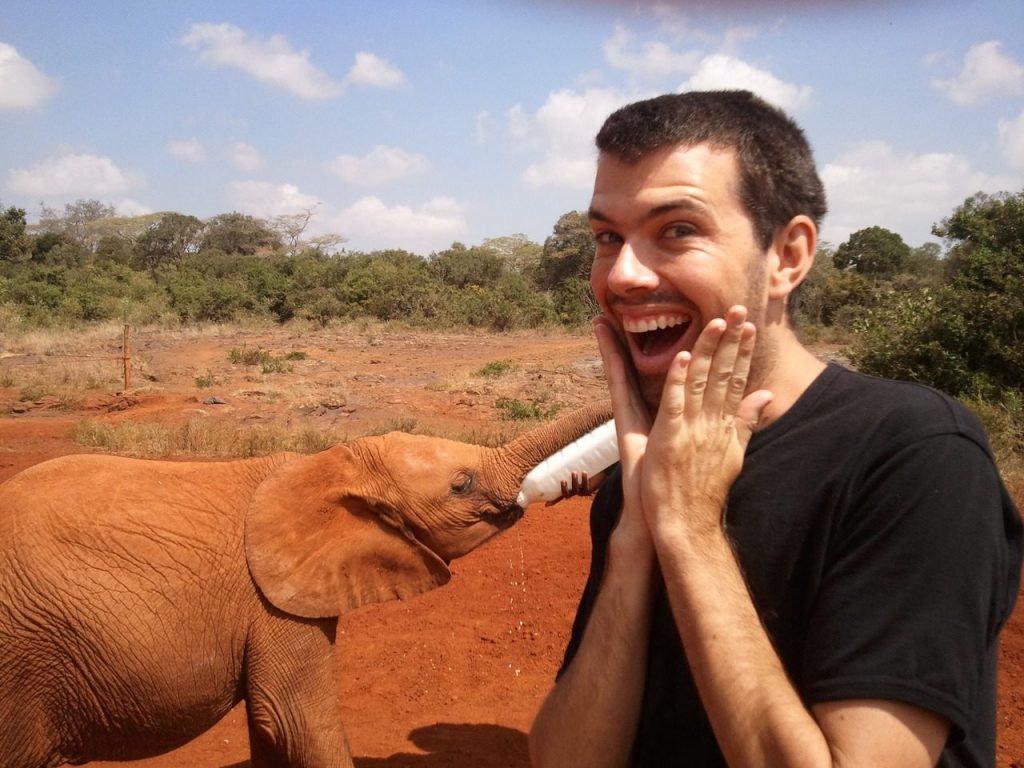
[
  {"x1": 486, "y1": 503, "x2": 525, "y2": 527},
  {"x1": 622, "y1": 314, "x2": 692, "y2": 362}
]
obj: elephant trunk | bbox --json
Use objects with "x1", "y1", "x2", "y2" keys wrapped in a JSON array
[{"x1": 483, "y1": 400, "x2": 614, "y2": 507}]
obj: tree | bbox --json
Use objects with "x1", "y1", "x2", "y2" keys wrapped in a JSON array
[
  {"x1": 86, "y1": 212, "x2": 165, "y2": 250},
  {"x1": 934, "y1": 191, "x2": 1024, "y2": 278},
  {"x1": 538, "y1": 211, "x2": 595, "y2": 290},
  {"x1": 430, "y1": 243, "x2": 505, "y2": 289},
  {"x1": 200, "y1": 212, "x2": 281, "y2": 256},
  {"x1": 901, "y1": 242, "x2": 944, "y2": 288},
  {"x1": 833, "y1": 226, "x2": 910, "y2": 278},
  {"x1": 36, "y1": 199, "x2": 116, "y2": 249},
  {"x1": 133, "y1": 213, "x2": 204, "y2": 273},
  {"x1": 553, "y1": 277, "x2": 600, "y2": 327},
  {"x1": 0, "y1": 206, "x2": 32, "y2": 262},
  {"x1": 481, "y1": 234, "x2": 543, "y2": 279},
  {"x1": 853, "y1": 190, "x2": 1024, "y2": 397},
  {"x1": 794, "y1": 244, "x2": 873, "y2": 326},
  {"x1": 339, "y1": 250, "x2": 438, "y2": 321},
  {"x1": 302, "y1": 233, "x2": 347, "y2": 256}
]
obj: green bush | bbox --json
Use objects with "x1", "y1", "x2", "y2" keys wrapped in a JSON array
[
  {"x1": 851, "y1": 289, "x2": 975, "y2": 393},
  {"x1": 553, "y1": 277, "x2": 599, "y2": 327},
  {"x1": 474, "y1": 360, "x2": 516, "y2": 378},
  {"x1": 431, "y1": 244, "x2": 505, "y2": 289},
  {"x1": 850, "y1": 191, "x2": 1023, "y2": 497},
  {"x1": 495, "y1": 397, "x2": 559, "y2": 421},
  {"x1": 228, "y1": 347, "x2": 294, "y2": 374},
  {"x1": 852, "y1": 192, "x2": 1024, "y2": 399}
]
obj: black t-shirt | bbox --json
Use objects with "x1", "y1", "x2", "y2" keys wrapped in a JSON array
[{"x1": 559, "y1": 364, "x2": 1022, "y2": 767}]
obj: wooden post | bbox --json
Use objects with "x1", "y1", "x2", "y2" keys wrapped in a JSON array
[{"x1": 122, "y1": 324, "x2": 131, "y2": 391}]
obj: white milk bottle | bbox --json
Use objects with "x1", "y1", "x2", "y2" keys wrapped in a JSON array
[{"x1": 516, "y1": 420, "x2": 619, "y2": 507}]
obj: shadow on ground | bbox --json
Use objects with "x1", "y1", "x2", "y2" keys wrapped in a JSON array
[{"x1": 353, "y1": 723, "x2": 529, "y2": 768}]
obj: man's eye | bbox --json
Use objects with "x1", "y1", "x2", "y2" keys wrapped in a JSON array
[
  {"x1": 664, "y1": 224, "x2": 695, "y2": 239},
  {"x1": 594, "y1": 231, "x2": 621, "y2": 245}
]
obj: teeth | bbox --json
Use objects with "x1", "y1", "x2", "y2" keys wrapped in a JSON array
[{"x1": 623, "y1": 315, "x2": 687, "y2": 333}]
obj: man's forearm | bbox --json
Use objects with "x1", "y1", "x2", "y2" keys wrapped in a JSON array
[
  {"x1": 655, "y1": 524, "x2": 833, "y2": 767},
  {"x1": 529, "y1": 540, "x2": 657, "y2": 768}
]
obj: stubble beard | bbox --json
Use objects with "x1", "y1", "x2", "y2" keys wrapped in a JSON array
[{"x1": 639, "y1": 250, "x2": 773, "y2": 412}]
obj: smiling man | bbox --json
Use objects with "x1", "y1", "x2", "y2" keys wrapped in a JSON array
[{"x1": 528, "y1": 91, "x2": 1022, "y2": 768}]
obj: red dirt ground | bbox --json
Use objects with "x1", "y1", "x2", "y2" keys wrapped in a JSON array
[{"x1": 1, "y1": 324, "x2": 1021, "y2": 767}]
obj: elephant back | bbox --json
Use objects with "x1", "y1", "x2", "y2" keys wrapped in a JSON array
[{"x1": 0, "y1": 452, "x2": 303, "y2": 762}]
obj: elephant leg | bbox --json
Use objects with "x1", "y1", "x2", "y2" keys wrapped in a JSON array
[{"x1": 245, "y1": 614, "x2": 353, "y2": 768}]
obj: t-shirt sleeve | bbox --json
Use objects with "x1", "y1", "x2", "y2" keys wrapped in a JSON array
[{"x1": 800, "y1": 431, "x2": 1020, "y2": 738}]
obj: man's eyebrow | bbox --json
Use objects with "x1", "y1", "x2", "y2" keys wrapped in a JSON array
[
  {"x1": 649, "y1": 199, "x2": 709, "y2": 218},
  {"x1": 588, "y1": 198, "x2": 710, "y2": 224}
]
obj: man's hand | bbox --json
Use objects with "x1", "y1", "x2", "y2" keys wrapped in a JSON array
[
  {"x1": 593, "y1": 305, "x2": 772, "y2": 542},
  {"x1": 642, "y1": 305, "x2": 773, "y2": 540},
  {"x1": 593, "y1": 315, "x2": 656, "y2": 556}
]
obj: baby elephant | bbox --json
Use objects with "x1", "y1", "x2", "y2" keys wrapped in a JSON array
[{"x1": 0, "y1": 402, "x2": 610, "y2": 768}]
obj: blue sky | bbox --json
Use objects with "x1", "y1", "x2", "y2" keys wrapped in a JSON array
[{"x1": 2, "y1": 0, "x2": 1023, "y2": 255}]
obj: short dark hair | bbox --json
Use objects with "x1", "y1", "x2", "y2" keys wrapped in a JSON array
[{"x1": 595, "y1": 90, "x2": 827, "y2": 248}]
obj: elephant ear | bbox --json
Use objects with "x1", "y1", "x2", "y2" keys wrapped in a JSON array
[{"x1": 245, "y1": 446, "x2": 451, "y2": 619}]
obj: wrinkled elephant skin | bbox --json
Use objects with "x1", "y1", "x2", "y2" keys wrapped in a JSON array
[{"x1": 0, "y1": 402, "x2": 610, "y2": 768}]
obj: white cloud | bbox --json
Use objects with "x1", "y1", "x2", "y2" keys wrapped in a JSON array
[
  {"x1": 680, "y1": 54, "x2": 812, "y2": 112},
  {"x1": 180, "y1": 23, "x2": 342, "y2": 101},
  {"x1": 168, "y1": 138, "x2": 206, "y2": 163},
  {"x1": 510, "y1": 87, "x2": 637, "y2": 189},
  {"x1": 7, "y1": 152, "x2": 143, "y2": 197},
  {"x1": 649, "y1": 4, "x2": 716, "y2": 45},
  {"x1": 230, "y1": 141, "x2": 264, "y2": 171},
  {"x1": 331, "y1": 196, "x2": 466, "y2": 254},
  {"x1": 719, "y1": 26, "x2": 760, "y2": 56},
  {"x1": 330, "y1": 145, "x2": 429, "y2": 186},
  {"x1": 603, "y1": 23, "x2": 700, "y2": 77},
  {"x1": 506, "y1": 104, "x2": 531, "y2": 145},
  {"x1": 820, "y1": 140, "x2": 1020, "y2": 246},
  {"x1": 475, "y1": 110, "x2": 493, "y2": 144},
  {"x1": 932, "y1": 40, "x2": 1024, "y2": 106},
  {"x1": 0, "y1": 42, "x2": 59, "y2": 110},
  {"x1": 523, "y1": 156, "x2": 599, "y2": 189},
  {"x1": 112, "y1": 198, "x2": 154, "y2": 217},
  {"x1": 999, "y1": 110, "x2": 1024, "y2": 170},
  {"x1": 501, "y1": 53, "x2": 805, "y2": 197},
  {"x1": 227, "y1": 181, "x2": 320, "y2": 218},
  {"x1": 345, "y1": 52, "x2": 406, "y2": 89}
]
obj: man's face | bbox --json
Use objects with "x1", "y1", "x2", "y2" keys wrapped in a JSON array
[{"x1": 589, "y1": 143, "x2": 770, "y2": 408}]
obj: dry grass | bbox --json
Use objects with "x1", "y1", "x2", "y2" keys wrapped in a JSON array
[
  {"x1": 3, "y1": 361, "x2": 116, "y2": 408},
  {"x1": 68, "y1": 413, "x2": 520, "y2": 458},
  {"x1": 70, "y1": 417, "x2": 350, "y2": 459},
  {"x1": 4, "y1": 322, "x2": 1020, "y2": 506},
  {"x1": 997, "y1": 453, "x2": 1024, "y2": 510},
  {"x1": 2, "y1": 320, "x2": 129, "y2": 356}
]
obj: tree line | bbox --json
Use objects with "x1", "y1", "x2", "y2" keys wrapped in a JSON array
[
  {"x1": 1, "y1": 191, "x2": 1022, "y2": 448},
  {"x1": 0, "y1": 203, "x2": 597, "y2": 331}
]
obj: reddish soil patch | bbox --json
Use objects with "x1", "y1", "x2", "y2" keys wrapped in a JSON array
[{"x1": 1, "y1": 325, "x2": 1021, "y2": 767}]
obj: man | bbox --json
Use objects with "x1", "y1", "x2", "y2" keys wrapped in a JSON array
[{"x1": 528, "y1": 91, "x2": 1022, "y2": 767}]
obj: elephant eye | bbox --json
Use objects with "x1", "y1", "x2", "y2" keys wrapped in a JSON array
[{"x1": 450, "y1": 471, "x2": 476, "y2": 495}]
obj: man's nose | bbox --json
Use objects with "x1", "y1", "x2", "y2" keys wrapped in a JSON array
[{"x1": 606, "y1": 241, "x2": 658, "y2": 294}]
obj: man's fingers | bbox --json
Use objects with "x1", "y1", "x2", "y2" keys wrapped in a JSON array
[
  {"x1": 682, "y1": 317, "x2": 725, "y2": 420},
  {"x1": 721, "y1": 320, "x2": 757, "y2": 417},
  {"x1": 593, "y1": 317, "x2": 650, "y2": 433},
  {"x1": 701, "y1": 306, "x2": 750, "y2": 417},
  {"x1": 593, "y1": 317, "x2": 652, "y2": 478},
  {"x1": 736, "y1": 389, "x2": 774, "y2": 441},
  {"x1": 683, "y1": 305, "x2": 757, "y2": 420}
]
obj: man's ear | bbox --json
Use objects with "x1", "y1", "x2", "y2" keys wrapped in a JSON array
[{"x1": 768, "y1": 215, "x2": 817, "y2": 302}]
